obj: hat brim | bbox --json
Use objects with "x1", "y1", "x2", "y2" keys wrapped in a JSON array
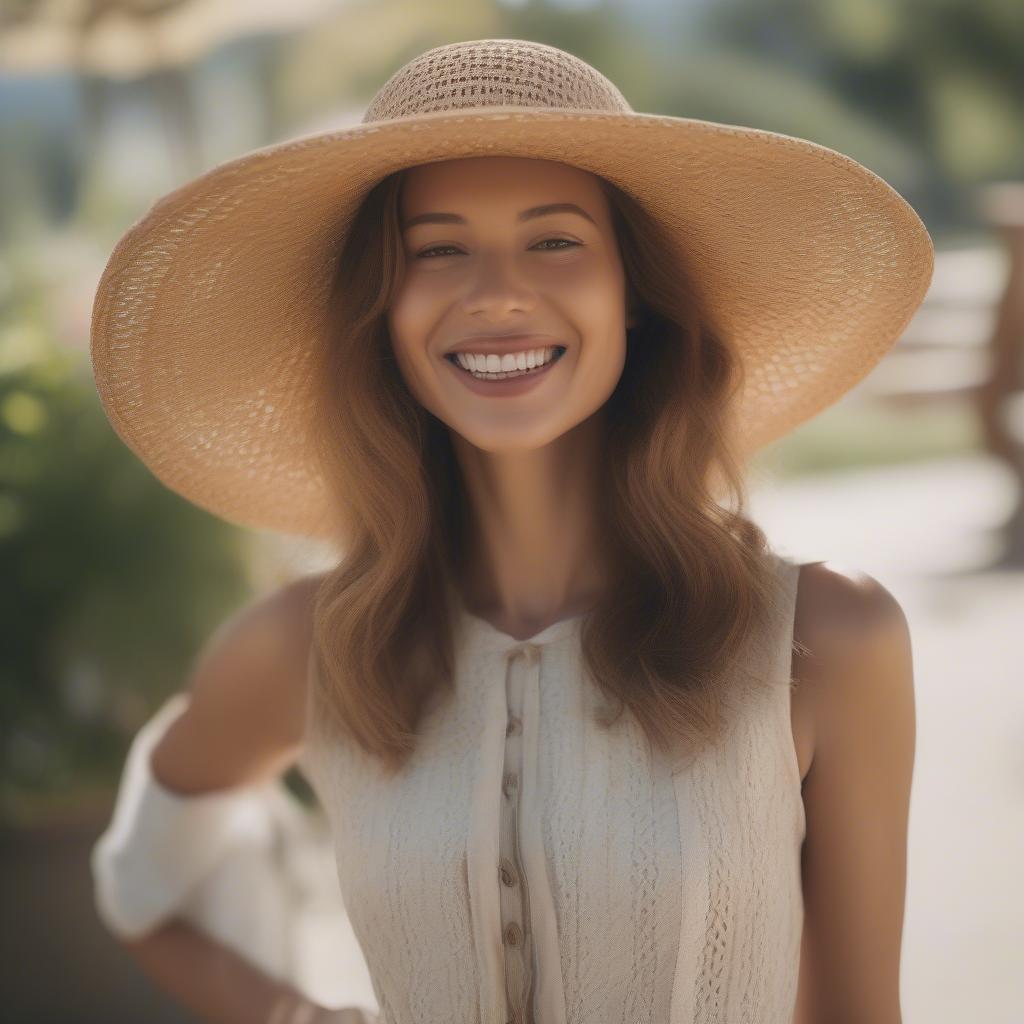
[{"x1": 90, "y1": 106, "x2": 934, "y2": 540}]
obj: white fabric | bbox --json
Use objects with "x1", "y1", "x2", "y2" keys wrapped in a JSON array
[
  {"x1": 91, "y1": 691, "x2": 378, "y2": 1013},
  {"x1": 299, "y1": 550, "x2": 806, "y2": 1024},
  {"x1": 91, "y1": 692, "x2": 269, "y2": 940},
  {"x1": 91, "y1": 550, "x2": 804, "y2": 1024}
]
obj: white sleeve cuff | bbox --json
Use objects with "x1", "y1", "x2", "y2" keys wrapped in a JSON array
[{"x1": 90, "y1": 691, "x2": 273, "y2": 941}]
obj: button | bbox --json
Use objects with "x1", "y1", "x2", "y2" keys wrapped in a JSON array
[
  {"x1": 499, "y1": 858, "x2": 518, "y2": 887},
  {"x1": 502, "y1": 771, "x2": 518, "y2": 799},
  {"x1": 503, "y1": 921, "x2": 523, "y2": 947},
  {"x1": 505, "y1": 715, "x2": 521, "y2": 736},
  {"x1": 514, "y1": 643, "x2": 539, "y2": 663}
]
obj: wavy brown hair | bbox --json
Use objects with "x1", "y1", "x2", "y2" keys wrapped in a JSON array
[{"x1": 307, "y1": 162, "x2": 791, "y2": 777}]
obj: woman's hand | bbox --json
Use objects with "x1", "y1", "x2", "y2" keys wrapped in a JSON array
[
  {"x1": 310, "y1": 1010, "x2": 379, "y2": 1024},
  {"x1": 269, "y1": 995, "x2": 378, "y2": 1024}
]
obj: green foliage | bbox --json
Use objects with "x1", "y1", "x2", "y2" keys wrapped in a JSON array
[
  {"x1": 703, "y1": 0, "x2": 1024, "y2": 206},
  {"x1": 753, "y1": 398, "x2": 982, "y2": 477},
  {"x1": 0, "y1": 292, "x2": 252, "y2": 825}
]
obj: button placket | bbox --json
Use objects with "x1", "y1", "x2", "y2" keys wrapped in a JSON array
[
  {"x1": 497, "y1": 642, "x2": 540, "y2": 1024},
  {"x1": 499, "y1": 858, "x2": 518, "y2": 888}
]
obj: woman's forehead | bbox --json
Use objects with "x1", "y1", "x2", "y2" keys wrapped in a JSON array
[{"x1": 399, "y1": 157, "x2": 606, "y2": 222}]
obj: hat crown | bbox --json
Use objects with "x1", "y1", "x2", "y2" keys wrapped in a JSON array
[{"x1": 362, "y1": 38, "x2": 633, "y2": 125}]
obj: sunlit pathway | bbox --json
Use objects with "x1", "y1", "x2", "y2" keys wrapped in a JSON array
[{"x1": 750, "y1": 453, "x2": 1023, "y2": 1024}]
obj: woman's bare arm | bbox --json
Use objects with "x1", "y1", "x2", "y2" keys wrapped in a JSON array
[
  {"x1": 123, "y1": 918, "x2": 313, "y2": 1024},
  {"x1": 148, "y1": 575, "x2": 317, "y2": 796},
  {"x1": 792, "y1": 563, "x2": 916, "y2": 1024},
  {"x1": 116, "y1": 573, "x2": 328, "y2": 1024}
]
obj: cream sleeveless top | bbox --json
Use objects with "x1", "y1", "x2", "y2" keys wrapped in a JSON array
[{"x1": 298, "y1": 552, "x2": 806, "y2": 1024}]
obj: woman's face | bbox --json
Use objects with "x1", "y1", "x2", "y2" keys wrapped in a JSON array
[{"x1": 387, "y1": 156, "x2": 632, "y2": 451}]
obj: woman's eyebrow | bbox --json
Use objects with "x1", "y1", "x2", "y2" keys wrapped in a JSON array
[{"x1": 401, "y1": 202, "x2": 596, "y2": 231}]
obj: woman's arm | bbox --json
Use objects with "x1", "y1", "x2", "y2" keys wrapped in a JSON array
[
  {"x1": 123, "y1": 918, "x2": 326, "y2": 1024},
  {"x1": 105, "y1": 574, "x2": 337, "y2": 1023},
  {"x1": 792, "y1": 563, "x2": 916, "y2": 1024}
]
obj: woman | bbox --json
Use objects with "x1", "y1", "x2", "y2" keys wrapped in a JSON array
[{"x1": 90, "y1": 38, "x2": 928, "y2": 1024}]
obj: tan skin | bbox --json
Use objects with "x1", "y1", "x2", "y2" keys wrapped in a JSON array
[
  {"x1": 123, "y1": 157, "x2": 916, "y2": 1024},
  {"x1": 387, "y1": 156, "x2": 637, "y2": 631}
]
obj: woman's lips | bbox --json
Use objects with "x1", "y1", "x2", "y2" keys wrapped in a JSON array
[
  {"x1": 445, "y1": 334, "x2": 560, "y2": 356},
  {"x1": 444, "y1": 346, "x2": 567, "y2": 396}
]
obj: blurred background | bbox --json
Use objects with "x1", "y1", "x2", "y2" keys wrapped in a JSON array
[{"x1": 1, "y1": 0, "x2": 1022, "y2": 1021}]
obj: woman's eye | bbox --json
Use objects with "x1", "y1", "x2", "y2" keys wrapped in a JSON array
[
  {"x1": 415, "y1": 238, "x2": 580, "y2": 259},
  {"x1": 533, "y1": 237, "x2": 579, "y2": 251},
  {"x1": 416, "y1": 244, "x2": 461, "y2": 258}
]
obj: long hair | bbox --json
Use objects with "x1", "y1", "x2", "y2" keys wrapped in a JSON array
[{"x1": 307, "y1": 163, "x2": 787, "y2": 777}]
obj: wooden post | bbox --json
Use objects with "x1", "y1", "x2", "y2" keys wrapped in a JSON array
[{"x1": 974, "y1": 183, "x2": 1024, "y2": 565}]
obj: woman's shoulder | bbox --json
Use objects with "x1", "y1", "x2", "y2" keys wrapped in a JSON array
[
  {"x1": 251, "y1": 569, "x2": 328, "y2": 733},
  {"x1": 792, "y1": 559, "x2": 908, "y2": 655},
  {"x1": 791, "y1": 559, "x2": 914, "y2": 775},
  {"x1": 787, "y1": 559, "x2": 915, "y2": 1018},
  {"x1": 148, "y1": 571, "x2": 327, "y2": 795}
]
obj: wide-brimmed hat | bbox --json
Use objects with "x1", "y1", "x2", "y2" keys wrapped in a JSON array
[{"x1": 90, "y1": 37, "x2": 934, "y2": 541}]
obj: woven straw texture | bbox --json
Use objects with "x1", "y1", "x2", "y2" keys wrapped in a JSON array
[{"x1": 90, "y1": 38, "x2": 934, "y2": 540}]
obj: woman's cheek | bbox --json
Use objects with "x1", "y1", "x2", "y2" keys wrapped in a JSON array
[
  {"x1": 548, "y1": 256, "x2": 621, "y2": 304},
  {"x1": 387, "y1": 289, "x2": 432, "y2": 358}
]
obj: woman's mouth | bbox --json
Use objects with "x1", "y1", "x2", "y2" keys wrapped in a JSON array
[
  {"x1": 443, "y1": 345, "x2": 568, "y2": 397},
  {"x1": 445, "y1": 346, "x2": 567, "y2": 381}
]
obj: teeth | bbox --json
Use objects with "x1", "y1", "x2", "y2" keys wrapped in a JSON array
[{"x1": 454, "y1": 347, "x2": 556, "y2": 374}]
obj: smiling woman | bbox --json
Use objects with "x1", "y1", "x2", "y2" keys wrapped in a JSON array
[
  {"x1": 89, "y1": 37, "x2": 931, "y2": 1024},
  {"x1": 388, "y1": 156, "x2": 636, "y2": 416},
  {"x1": 307, "y1": 150, "x2": 781, "y2": 773}
]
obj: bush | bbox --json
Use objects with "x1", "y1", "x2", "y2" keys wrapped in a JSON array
[{"x1": 0, "y1": 342, "x2": 251, "y2": 826}]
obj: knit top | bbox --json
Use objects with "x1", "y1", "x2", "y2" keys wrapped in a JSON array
[{"x1": 298, "y1": 551, "x2": 806, "y2": 1024}]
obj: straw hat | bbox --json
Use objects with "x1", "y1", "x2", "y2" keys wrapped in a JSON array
[{"x1": 90, "y1": 37, "x2": 934, "y2": 541}]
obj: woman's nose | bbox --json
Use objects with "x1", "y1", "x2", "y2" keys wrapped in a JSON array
[{"x1": 461, "y1": 251, "x2": 538, "y2": 316}]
